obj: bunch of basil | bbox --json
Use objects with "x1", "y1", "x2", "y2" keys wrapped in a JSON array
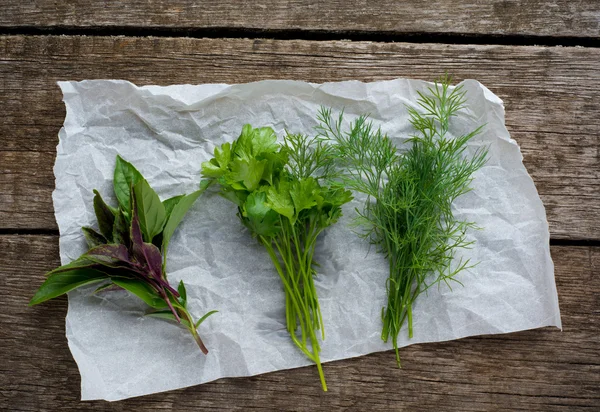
[{"x1": 30, "y1": 156, "x2": 216, "y2": 354}]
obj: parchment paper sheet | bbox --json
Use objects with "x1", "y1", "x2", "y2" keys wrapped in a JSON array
[{"x1": 53, "y1": 79, "x2": 561, "y2": 401}]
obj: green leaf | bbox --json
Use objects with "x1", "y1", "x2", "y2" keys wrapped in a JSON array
[
  {"x1": 320, "y1": 186, "x2": 353, "y2": 209},
  {"x1": 290, "y1": 177, "x2": 322, "y2": 213},
  {"x1": 201, "y1": 161, "x2": 223, "y2": 178},
  {"x1": 46, "y1": 256, "x2": 98, "y2": 276},
  {"x1": 84, "y1": 244, "x2": 130, "y2": 266},
  {"x1": 113, "y1": 155, "x2": 144, "y2": 215},
  {"x1": 163, "y1": 195, "x2": 184, "y2": 219},
  {"x1": 266, "y1": 181, "x2": 295, "y2": 222},
  {"x1": 261, "y1": 151, "x2": 288, "y2": 186},
  {"x1": 215, "y1": 142, "x2": 232, "y2": 167},
  {"x1": 233, "y1": 124, "x2": 256, "y2": 161},
  {"x1": 93, "y1": 282, "x2": 119, "y2": 294},
  {"x1": 219, "y1": 188, "x2": 248, "y2": 207},
  {"x1": 82, "y1": 227, "x2": 107, "y2": 249},
  {"x1": 145, "y1": 311, "x2": 191, "y2": 328},
  {"x1": 199, "y1": 179, "x2": 212, "y2": 191},
  {"x1": 201, "y1": 142, "x2": 232, "y2": 178},
  {"x1": 244, "y1": 190, "x2": 271, "y2": 218},
  {"x1": 251, "y1": 127, "x2": 278, "y2": 155},
  {"x1": 92, "y1": 189, "x2": 116, "y2": 241},
  {"x1": 177, "y1": 280, "x2": 187, "y2": 306},
  {"x1": 111, "y1": 277, "x2": 168, "y2": 310},
  {"x1": 195, "y1": 310, "x2": 218, "y2": 328},
  {"x1": 229, "y1": 158, "x2": 266, "y2": 192},
  {"x1": 161, "y1": 188, "x2": 205, "y2": 253},
  {"x1": 29, "y1": 268, "x2": 109, "y2": 306},
  {"x1": 243, "y1": 191, "x2": 280, "y2": 237},
  {"x1": 134, "y1": 179, "x2": 167, "y2": 243}
]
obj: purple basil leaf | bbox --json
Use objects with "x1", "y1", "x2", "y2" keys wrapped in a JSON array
[
  {"x1": 151, "y1": 232, "x2": 163, "y2": 249},
  {"x1": 93, "y1": 189, "x2": 116, "y2": 241},
  {"x1": 141, "y1": 242, "x2": 163, "y2": 281},
  {"x1": 112, "y1": 208, "x2": 130, "y2": 247},
  {"x1": 130, "y1": 187, "x2": 146, "y2": 261},
  {"x1": 82, "y1": 227, "x2": 108, "y2": 249},
  {"x1": 85, "y1": 244, "x2": 130, "y2": 263}
]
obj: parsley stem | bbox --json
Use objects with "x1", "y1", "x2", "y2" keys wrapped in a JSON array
[{"x1": 203, "y1": 124, "x2": 351, "y2": 390}]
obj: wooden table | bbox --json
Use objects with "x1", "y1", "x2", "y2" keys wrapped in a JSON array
[{"x1": 1, "y1": 2, "x2": 599, "y2": 410}]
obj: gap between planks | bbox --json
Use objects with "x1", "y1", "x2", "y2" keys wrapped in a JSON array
[
  {"x1": 0, "y1": 36, "x2": 599, "y2": 241},
  {"x1": 1, "y1": 0, "x2": 599, "y2": 40},
  {"x1": 1, "y1": 26, "x2": 599, "y2": 48}
]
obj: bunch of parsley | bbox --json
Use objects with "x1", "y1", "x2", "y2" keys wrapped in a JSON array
[
  {"x1": 30, "y1": 156, "x2": 216, "y2": 354},
  {"x1": 202, "y1": 125, "x2": 352, "y2": 390},
  {"x1": 320, "y1": 77, "x2": 488, "y2": 365}
]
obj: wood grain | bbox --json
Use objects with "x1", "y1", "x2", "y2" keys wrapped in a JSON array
[
  {"x1": 0, "y1": 235, "x2": 597, "y2": 411},
  {"x1": 0, "y1": 35, "x2": 599, "y2": 239},
  {"x1": 1, "y1": 1, "x2": 599, "y2": 39}
]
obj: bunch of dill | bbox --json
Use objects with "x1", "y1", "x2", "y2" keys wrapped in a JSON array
[{"x1": 319, "y1": 76, "x2": 488, "y2": 364}]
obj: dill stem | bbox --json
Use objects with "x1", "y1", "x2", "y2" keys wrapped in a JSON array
[{"x1": 407, "y1": 303, "x2": 413, "y2": 339}]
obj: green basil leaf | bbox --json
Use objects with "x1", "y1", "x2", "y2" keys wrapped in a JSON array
[
  {"x1": 161, "y1": 188, "x2": 205, "y2": 253},
  {"x1": 92, "y1": 189, "x2": 116, "y2": 241},
  {"x1": 29, "y1": 268, "x2": 109, "y2": 306},
  {"x1": 46, "y1": 256, "x2": 98, "y2": 276},
  {"x1": 133, "y1": 179, "x2": 167, "y2": 243},
  {"x1": 93, "y1": 282, "x2": 119, "y2": 294},
  {"x1": 111, "y1": 277, "x2": 168, "y2": 310},
  {"x1": 145, "y1": 311, "x2": 191, "y2": 328},
  {"x1": 162, "y1": 195, "x2": 185, "y2": 220},
  {"x1": 177, "y1": 280, "x2": 187, "y2": 306},
  {"x1": 195, "y1": 310, "x2": 218, "y2": 329},
  {"x1": 113, "y1": 155, "x2": 144, "y2": 215},
  {"x1": 82, "y1": 227, "x2": 107, "y2": 249}
]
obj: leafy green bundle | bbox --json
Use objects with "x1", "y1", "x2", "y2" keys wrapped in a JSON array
[
  {"x1": 320, "y1": 77, "x2": 488, "y2": 365},
  {"x1": 30, "y1": 155, "x2": 216, "y2": 354},
  {"x1": 202, "y1": 125, "x2": 352, "y2": 390}
]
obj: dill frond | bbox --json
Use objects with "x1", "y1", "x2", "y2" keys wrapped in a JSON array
[{"x1": 322, "y1": 76, "x2": 488, "y2": 365}]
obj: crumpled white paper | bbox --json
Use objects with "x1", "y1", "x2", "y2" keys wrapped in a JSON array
[{"x1": 54, "y1": 79, "x2": 561, "y2": 401}]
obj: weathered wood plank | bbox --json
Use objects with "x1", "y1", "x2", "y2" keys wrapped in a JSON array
[
  {"x1": 0, "y1": 235, "x2": 597, "y2": 410},
  {"x1": 1, "y1": 1, "x2": 599, "y2": 39},
  {"x1": 0, "y1": 36, "x2": 598, "y2": 239}
]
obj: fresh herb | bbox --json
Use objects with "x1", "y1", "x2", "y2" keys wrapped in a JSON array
[
  {"x1": 320, "y1": 76, "x2": 488, "y2": 365},
  {"x1": 202, "y1": 125, "x2": 352, "y2": 390},
  {"x1": 30, "y1": 155, "x2": 216, "y2": 354}
]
